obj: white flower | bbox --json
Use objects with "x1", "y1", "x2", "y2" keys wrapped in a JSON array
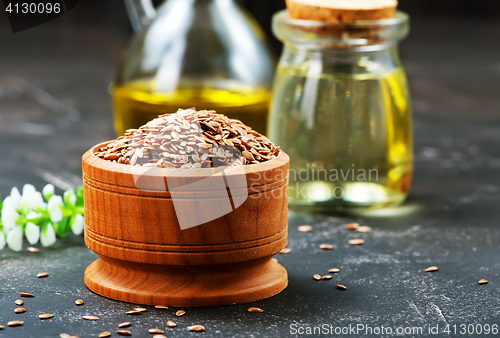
[
  {"x1": 6, "y1": 226, "x2": 24, "y2": 252},
  {"x1": 40, "y1": 223, "x2": 56, "y2": 247},
  {"x1": 1, "y1": 196, "x2": 20, "y2": 233},
  {"x1": 19, "y1": 185, "x2": 46, "y2": 214},
  {"x1": 10, "y1": 187, "x2": 21, "y2": 206},
  {"x1": 25, "y1": 222, "x2": 40, "y2": 245},
  {"x1": 64, "y1": 189, "x2": 77, "y2": 206},
  {"x1": 0, "y1": 232, "x2": 5, "y2": 250},
  {"x1": 47, "y1": 195, "x2": 64, "y2": 223},
  {"x1": 70, "y1": 214, "x2": 84, "y2": 235},
  {"x1": 42, "y1": 184, "x2": 55, "y2": 201}
]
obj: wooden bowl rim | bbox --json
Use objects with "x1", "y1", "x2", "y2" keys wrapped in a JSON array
[{"x1": 84, "y1": 141, "x2": 289, "y2": 180}]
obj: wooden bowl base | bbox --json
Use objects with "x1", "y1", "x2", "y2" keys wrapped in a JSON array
[{"x1": 84, "y1": 256, "x2": 288, "y2": 307}]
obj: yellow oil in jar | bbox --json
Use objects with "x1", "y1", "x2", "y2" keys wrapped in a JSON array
[
  {"x1": 113, "y1": 79, "x2": 271, "y2": 136},
  {"x1": 269, "y1": 65, "x2": 413, "y2": 212}
]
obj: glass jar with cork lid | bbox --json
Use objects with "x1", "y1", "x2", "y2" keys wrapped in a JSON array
[{"x1": 269, "y1": 3, "x2": 412, "y2": 213}]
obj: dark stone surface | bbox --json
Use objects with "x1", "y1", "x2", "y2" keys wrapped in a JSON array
[{"x1": 1, "y1": 3, "x2": 500, "y2": 338}]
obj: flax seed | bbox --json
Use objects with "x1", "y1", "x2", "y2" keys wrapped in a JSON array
[
  {"x1": 155, "y1": 305, "x2": 169, "y2": 309},
  {"x1": 188, "y1": 325, "x2": 205, "y2": 332},
  {"x1": 134, "y1": 307, "x2": 147, "y2": 312},
  {"x1": 322, "y1": 275, "x2": 332, "y2": 280},
  {"x1": 357, "y1": 226, "x2": 372, "y2": 233},
  {"x1": 319, "y1": 244, "x2": 334, "y2": 250},
  {"x1": 15, "y1": 299, "x2": 23, "y2": 306},
  {"x1": 118, "y1": 322, "x2": 131, "y2": 328},
  {"x1": 313, "y1": 274, "x2": 322, "y2": 280},
  {"x1": 126, "y1": 310, "x2": 142, "y2": 315},
  {"x1": 425, "y1": 266, "x2": 439, "y2": 272},
  {"x1": 82, "y1": 315, "x2": 99, "y2": 321},
  {"x1": 75, "y1": 299, "x2": 84, "y2": 305},
  {"x1": 279, "y1": 247, "x2": 291, "y2": 254},
  {"x1": 336, "y1": 284, "x2": 347, "y2": 290},
  {"x1": 117, "y1": 330, "x2": 132, "y2": 336},
  {"x1": 348, "y1": 239, "x2": 364, "y2": 245},
  {"x1": 39, "y1": 313, "x2": 53, "y2": 319},
  {"x1": 148, "y1": 329, "x2": 164, "y2": 334},
  {"x1": 297, "y1": 225, "x2": 313, "y2": 232},
  {"x1": 329, "y1": 268, "x2": 340, "y2": 273},
  {"x1": 60, "y1": 334, "x2": 70, "y2": 338},
  {"x1": 8, "y1": 321, "x2": 23, "y2": 326},
  {"x1": 166, "y1": 321, "x2": 177, "y2": 327},
  {"x1": 27, "y1": 247, "x2": 39, "y2": 253},
  {"x1": 344, "y1": 223, "x2": 359, "y2": 230},
  {"x1": 153, "y1": 335, "x2": 167, "y2": 338},
  {"x1": 247, "y1": 307, "x2": 264, "y2": 313},
  {"x1": 99, "y1": 332, "x2": 111, "y2": 338},
  {"x1": 175, "y1": 310, "x2": 186, "y2": 316},
  {"x1": 96, "y1": 109, "x2": 280, "y2": 169},
  {"x1": 478, "y1": 279, "x2": 488, "y2": 284},
  {"x1": 19, "y1": 292, "x2": 34, "y2": 297},
  {"x1": 14, "y1": 307, "x2": 26, "y2": 313},
  {"x1": 37, "y1": 272, "x2": 49, "y2": 278}
]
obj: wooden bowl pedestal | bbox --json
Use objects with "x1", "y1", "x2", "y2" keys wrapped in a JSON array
[{"x1": 82, "y1": 143, "x2": 289, "y2": 307}]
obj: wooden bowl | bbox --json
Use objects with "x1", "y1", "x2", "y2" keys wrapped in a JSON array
[{"x1": 82, "y1": 142, "x2": 289, "y2": 307}]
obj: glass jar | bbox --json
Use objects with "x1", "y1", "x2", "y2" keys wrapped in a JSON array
[
  {"x1": 113, "y1": 0, "x2": 275, "y2": 136},
  {"x1": 269, "y1": 10, "x2": 413, "y2": 213}
]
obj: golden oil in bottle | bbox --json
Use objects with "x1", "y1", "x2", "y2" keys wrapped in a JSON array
[
  {"x1": 269, "y1": 65, "x2": 413, "y2": 212},
  {"x1": 113, "y1": 79, "x2": 271, "y2": 136}
]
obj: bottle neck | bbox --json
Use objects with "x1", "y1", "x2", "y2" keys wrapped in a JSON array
[{"x1": 280, "y1": 44, "x2": 402, "y2": 76}]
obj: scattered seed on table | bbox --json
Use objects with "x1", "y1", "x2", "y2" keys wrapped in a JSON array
[
  {"x1": 82, "y1": 315, "x2": 99, "y2": 321},
  {"x1": 15, "y1": 299, "x2": 23, "y2": 306},
  {"x1": 27, "y1": 247, "x2": 39, "y2": 253},
  {"x1": 14, "y1": 307, "x2": 26, "y2": 313},
  {"x1": 297, "y1": 225, "x2": 313, "y2": 233},
  {"x1": 134, "y1": 307, "x2": 147, "y2": 312},
  {"x1": 357, "y1": 225, "x2": 372, "y2": 233},
  {"x1": 0, "y1": 325, "x2": 4, "y2": 329},
  {"x1": 99, "y1": 332, "x2": 111, "y2": 338},
  {"x1": 175, "y1": 310, "x2": 186, "y2": 316},
  {"x1": 75, "y1": 299, "x2": 84, "y2": 305},
  {"x1": 188, "y1": 325, "x2": 205, "y2": 332},
  {"x1": 117, "y1": 330, "x2": 132, "y2": 336},
  {"x1": 313, "y1": 274, "x2": 322, "y2": 281},
  {"x1": 247, "y1": 307, "x2": 264, "y2": 313},
  {"x1": 329, "y1": 268, "x2": 340, "y2": 273},
  {"x1": 336, "y1": 284, "x2": 347, "y2": 290},
  {"x1": 425, "y1": 266, "x2": 439, "y2": 272},
  {"x1": 348, "y1": 239, "x2": 364, "y2": 245},
  {"x1": 319, "y1": 244, "x2": 334, "y2": 250},
  {"x1": 118, "y1": 322, "x2": 131, "y2": 328},
  {"x1": 8, "y1": 321, "x2": 23, "y2": 327},
  {"x1": 37, "y1": 272, "x2": 49, "y2": 278},
  {"x1": 153, "y1": 335, "x2": 167, "y2": 338},
  {"x1": 322, "y1": 275, "x2": 332, "y2": 280},
  {"x1": 166, "y1": 320, "x2": 177, "y2": 327},
  {"x1": 344, "y1": 223, "x2": 359, "y2": 230},
  {"x1": 149, "y1": 328, "x2": 164, "y2": 334},
  {"x1": 126, "y1": 310, "x2": 142, "y2": 315},
  {"x1": 155, "y1": 305, "x2": 169, "y2": 309},
  {"x1": 478, "y1": 279, "x2": 488, "y2": 284},
  {"x1": 39, "y1": 313, "x2": 53, "y2": 319},
  {"x1": 279, "y1": 248, "x2": 291, "y2": 254},
  {"x1": 20, "y1": 292, "x2": 34, "y2": 297}
]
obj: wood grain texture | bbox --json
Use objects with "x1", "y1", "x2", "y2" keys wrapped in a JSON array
[{"x1": 82, "y1": 142, "x2": 289, "y2": 306}]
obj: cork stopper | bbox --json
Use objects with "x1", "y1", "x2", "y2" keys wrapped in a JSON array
[{"x1": 286, "y1": 0, "x2": 398, "y2": 22}]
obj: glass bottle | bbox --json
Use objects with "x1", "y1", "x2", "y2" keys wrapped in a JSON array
[
  {"x1": 113, "y1": 0, "x2": 274, "y2": 136},
  {"x1": 269, "y1": 11, "x2": 413, "y2": 213}
]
